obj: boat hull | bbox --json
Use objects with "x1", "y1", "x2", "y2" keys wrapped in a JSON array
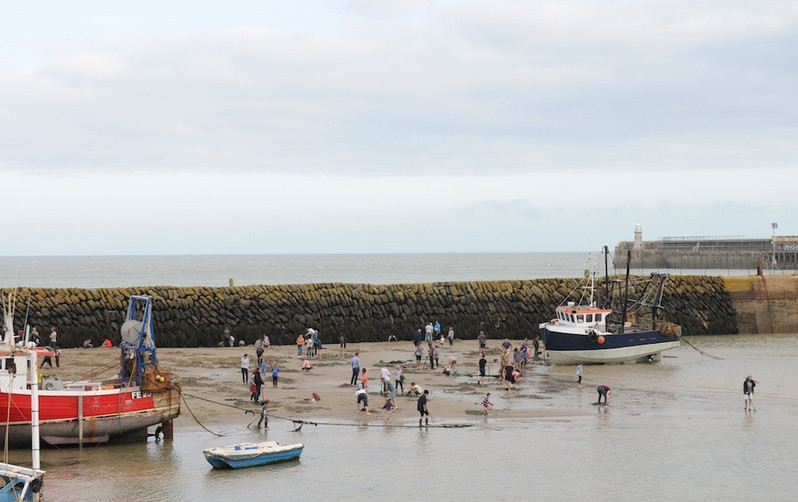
[
  {"x1": 0, "y1": 385, "x2": 180, "y2": 447},
  {"x1": 203, "y1": 442, "x2": 304, "y2": 469},
  {"x1": 540, "y1": 326, "x2": 680, "y2": 364}
]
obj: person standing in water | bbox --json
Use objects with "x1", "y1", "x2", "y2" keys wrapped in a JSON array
[
  {"x1": 743, "y1": 375, "x2": 757, "y2": 411},
  {"x1": 596, "y1": 384, "x2": 611, "y2": 405},
  {"x1": 257, "y1": 400, "x2": 270, "y2": 429},
  {"x1": 417, "y1": 389, "x2": 430, "y2": 426}
]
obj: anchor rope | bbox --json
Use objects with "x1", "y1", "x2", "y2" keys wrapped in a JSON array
[{"x1": 681, "y1": 336, "x2": 724, "y2": 360}]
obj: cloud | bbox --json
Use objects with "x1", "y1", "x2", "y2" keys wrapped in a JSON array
[{"x1": 1, "y1": 0, "x2": 797, "y2": 178}]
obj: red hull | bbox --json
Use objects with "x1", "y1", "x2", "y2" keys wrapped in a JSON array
[{"x1": 0, "y1": 384, "x2": 180, "y2": 447}]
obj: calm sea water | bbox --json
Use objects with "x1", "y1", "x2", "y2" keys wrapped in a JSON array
[
  {"x1": 6, "y1": 334, "x2": 795, "y2": 501},
  {"x1": 0, "y1": 253, "x2": 756, "y2": 288}
]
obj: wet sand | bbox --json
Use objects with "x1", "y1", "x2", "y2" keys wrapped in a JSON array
[{"x1": 48, "y1": 340, "x2": 580, "y2": 430}]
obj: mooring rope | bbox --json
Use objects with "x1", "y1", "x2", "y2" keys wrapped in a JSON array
[
  {"x1": 179, "y1": 392, "x2": 230, "y2": 437},
  {"x1": 180, "y1": 392, "x2": 473, "y2": 431},
  {"x1": 681, "y1": 336, "x2": 724, "y2": 360}
]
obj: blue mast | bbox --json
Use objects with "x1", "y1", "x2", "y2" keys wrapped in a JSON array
[{"x1": 119, "y1": 295, "x2": 158, "y2": 386}]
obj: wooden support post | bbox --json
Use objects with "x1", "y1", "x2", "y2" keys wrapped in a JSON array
[{"x1": 161, "y1": 419, "x2": 174, "y2": 440}]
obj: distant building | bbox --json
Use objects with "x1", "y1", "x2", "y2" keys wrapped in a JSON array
[{"x1": 614, "y1": 225, "x2": 798, "y2": 271}]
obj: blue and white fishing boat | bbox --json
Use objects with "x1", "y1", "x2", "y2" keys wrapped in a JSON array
[
  {"x1": 203, "y1": 441, "x2": 303, "y2": 469},
  {"x1": 539, "y1": 249, "x2": 681, "y2": 365}
]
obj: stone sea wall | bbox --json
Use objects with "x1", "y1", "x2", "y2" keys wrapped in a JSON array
[{"x1": 3, "y1": 275, "x2": 744, "y2": 348}]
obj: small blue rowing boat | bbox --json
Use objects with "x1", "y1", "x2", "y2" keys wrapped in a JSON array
[{"x1": 203, "y1": 441, "x2": 304, "y2": 469}]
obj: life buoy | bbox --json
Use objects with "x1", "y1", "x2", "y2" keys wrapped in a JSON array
[{"x1": 587, "y1": 331, "x2": 599, "y2": 343}]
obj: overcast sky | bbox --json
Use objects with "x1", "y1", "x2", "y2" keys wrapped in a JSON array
[{"x1": 1, "y1": 1, "x2": 796, "y2": 255}]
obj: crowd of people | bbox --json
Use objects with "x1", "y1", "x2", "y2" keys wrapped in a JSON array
[
  {"x1": 232, "y1": 322, "x2": 557, "y2": 426},
  {"x1": 226, "y1": 323, "x2": 753, "y2": 430}
]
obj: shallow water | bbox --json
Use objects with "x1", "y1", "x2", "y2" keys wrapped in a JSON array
[{"x1": 5, "y1": 334, "x2": 796, "y2": 501}]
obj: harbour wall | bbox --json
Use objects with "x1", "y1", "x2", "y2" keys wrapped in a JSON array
[
  {"x1": 722, "y1": 276, "x2": 798, "y2": 334},
  {"x1": 8, "y1": 274, "x2": 782, "y2": 348}
]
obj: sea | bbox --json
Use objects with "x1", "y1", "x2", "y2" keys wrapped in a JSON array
[
  {"x1": 0, "y1": 252, "x2": 757, "y2": 288},
  {"x1": 1, "y1": 253, "x2": 794, "y2": 501}
]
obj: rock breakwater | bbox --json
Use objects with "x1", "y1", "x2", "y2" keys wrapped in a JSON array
[{"x1": 3, "y1": 275, "x2": 743, "y2": 348}]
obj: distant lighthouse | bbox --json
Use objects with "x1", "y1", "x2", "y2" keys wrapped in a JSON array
[{"x1": 632, "y1": 223, "x2": 643, "y2": 262}]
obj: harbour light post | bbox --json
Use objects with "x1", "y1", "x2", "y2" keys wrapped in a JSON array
[{"x1": 771, "y1": 222, "x2": 778, "y2": 272}]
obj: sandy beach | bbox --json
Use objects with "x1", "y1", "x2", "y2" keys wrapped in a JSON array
[{"x1": 46, "y1": 339, "x2": 580, "y2": 432}]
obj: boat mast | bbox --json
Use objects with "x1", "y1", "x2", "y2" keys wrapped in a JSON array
[
  {"x1": 651, "y1": 274, "x2": 667, "y2": 330},
  {"x1": 29, "y1": 351, "x2": 41, "y2": 472},
  {"x1": 620, "y1": 250, "x2": 631, "y2": 334},
  {"x1": 603, "y1": 245, "x2": 610, "y2": 308},
  {"x1": 1, "y1": 292, "x2": 16, "y2": 351}
]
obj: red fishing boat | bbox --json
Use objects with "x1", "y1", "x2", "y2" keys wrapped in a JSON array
[{"x1": 0, "y1": 293, "x2": 180, "y2": 447}]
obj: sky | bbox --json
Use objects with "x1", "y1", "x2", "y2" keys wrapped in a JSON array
[{"x1": 1, "y1": 0, "x2": 797, "y2": 255}]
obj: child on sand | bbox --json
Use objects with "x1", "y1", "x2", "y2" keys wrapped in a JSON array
[
  {"x1": 482, "y1": 393, "x2": 493, "y2": 414},
  {"x1": 272, "y1": 363, "x2": 280, "y2": 387},
  {"x1": 449, "y1": 356, "x2": 458, "y2": 374},
  {"x1": 361, "y1": 368, "x2": 369, "y2": 390},
  {"x1": 383, "y1": 397, "x2": 395, "y2": 421},
  {"x1": 302, "y1": 359, "x2": 313, "y2": 372}
]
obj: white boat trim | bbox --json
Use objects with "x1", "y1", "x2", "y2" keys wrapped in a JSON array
[{"x1": 546, "y1": 340, "x2": 681, "y2": 365}]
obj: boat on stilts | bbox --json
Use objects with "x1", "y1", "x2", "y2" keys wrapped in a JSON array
[
  {"x1": 539, "y1": 248, "x2": 681, "y2": 364},
  {"x1": 0, "y1": 292, "x2": 180, "y2": 447}
]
